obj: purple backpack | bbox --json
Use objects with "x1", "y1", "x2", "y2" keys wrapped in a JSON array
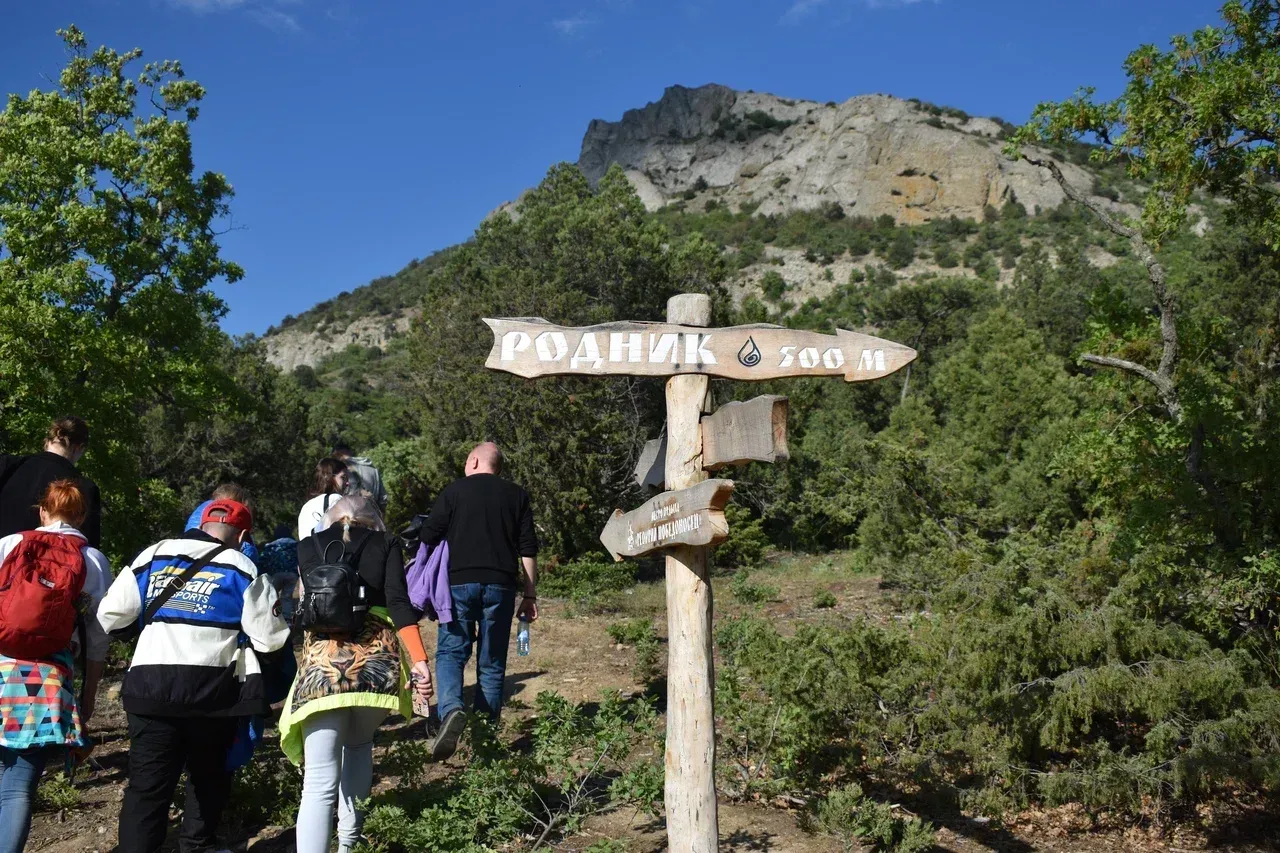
[{"x1": 405, "y1": 540, "x2": 453, "y2": 623}]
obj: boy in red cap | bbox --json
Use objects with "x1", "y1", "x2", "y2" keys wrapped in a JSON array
[{"x1": 98, "y1": 496, "x2": 290, "y2": 853}]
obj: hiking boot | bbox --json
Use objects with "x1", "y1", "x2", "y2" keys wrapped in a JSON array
[{"x1": 431, "y1": 709, "x2": 467, "y2": 761}]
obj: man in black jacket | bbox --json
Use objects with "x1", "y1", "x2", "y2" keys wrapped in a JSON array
[
  {"x1": 420, "y1": 442, "x2": 538, "y2": 759},
  {"x1": 0, "y1": 416, "x2": 101, "y2": 546}
]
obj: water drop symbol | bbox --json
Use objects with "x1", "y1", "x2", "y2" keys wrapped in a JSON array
[{"x1": 737, "y1": 336, "x2": 762, "y2": 367}]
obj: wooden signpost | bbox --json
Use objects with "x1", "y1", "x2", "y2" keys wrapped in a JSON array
[{"x1": 484, "y1": 298, "x2": 916, "y2": 852}]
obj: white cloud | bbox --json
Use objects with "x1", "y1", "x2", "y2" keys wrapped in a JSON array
[
  {"x1": 552, "y1": 14, "x2": 592, "y2": 36},
  {"x1": 781, "y1": 0, "x2": 828, "y2": 23},
  {"x1": 782, "y1": 0, "x2": 934, "y2": 23},
  {"x1": 166, "y1": 0, "x2": 250, "y2": 9},
  {"x1": 165, "y1": 0, "x2": 304, "y2": 33},
  {"x1": 249, "y1": 7, "x2": 301, "y2": 32}
]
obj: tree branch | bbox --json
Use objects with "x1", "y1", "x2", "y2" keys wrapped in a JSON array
[{"x1": 1023, "y1": 153, "x2": 1181, "y2": 421}]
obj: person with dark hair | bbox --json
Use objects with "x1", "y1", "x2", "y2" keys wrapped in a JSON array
[
  {"x1": 331, "y1": 443, "x2": 387, "y2": 510},
  {"x1": 419, "y1": 442, "x2": 538, "y2": 760},
  {"x1": 297, "y1": 458, "x2": 349, "y2": 539},
  {"x1": 98, "y1": 499, "x2": 288, "y2": 853},
  {"x1": 0, "y1": 416, "x2": 102, "y2": 546},
  {"x1": 0, "y1": 480, "x2": 112, "y2": 853}
]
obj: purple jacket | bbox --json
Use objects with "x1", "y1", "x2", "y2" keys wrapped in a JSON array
[{"x1": 406, "y1": 539, "x2": 452, "y2": 623}]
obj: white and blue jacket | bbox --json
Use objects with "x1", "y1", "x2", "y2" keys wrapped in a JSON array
[{"x1": 97, "y1": 530, "x2": 289, "y2": 717}]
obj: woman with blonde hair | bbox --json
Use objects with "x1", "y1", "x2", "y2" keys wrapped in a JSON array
[
  {"x1": 281, "y1": 496, "x2": 432, "y2": 853},
  {"x1": 0, "y1": 480, "x2": 111, "y2": 853}
]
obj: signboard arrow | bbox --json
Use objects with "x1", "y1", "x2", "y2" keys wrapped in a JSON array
[
  {"x1": 484, "y1": 318, "x2": 916, "y2": 382},
  {"x1": 599, "y1": 479, "x2": 735, "y2": 561}
]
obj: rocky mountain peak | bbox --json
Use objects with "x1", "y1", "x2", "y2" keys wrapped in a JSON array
[{"x1": 576, "y1": 84, "x2": 1093, "y2": 224}]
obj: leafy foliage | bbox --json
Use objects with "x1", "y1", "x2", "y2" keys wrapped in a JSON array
[
  {"x1": 407, "y1": 163, "x2": 726, "y2": 556},
  {"x1": 816, "y1": 783, "x2": 936, "y2": 853},
  {"x1": 0, "y1": 27, "x2": 249, "y2": 559},
  {"x1": 359, "y1": 693, "x2": 663, "y2": 852},
  {"x1": 540, "y1": 552, "x2": 638, "y2": 601},
  {"x1": 1011, "y1": 0, "x2": 1280, "y2": 247}
]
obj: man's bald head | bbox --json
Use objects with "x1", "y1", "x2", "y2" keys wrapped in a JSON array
[{"x1": 466, "y1": 442, "x2": 504, "y2": 476}]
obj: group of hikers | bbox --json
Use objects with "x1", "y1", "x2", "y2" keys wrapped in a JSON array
[{"x1": 0, "y1": 417, "x2": 540, "y2": 853}]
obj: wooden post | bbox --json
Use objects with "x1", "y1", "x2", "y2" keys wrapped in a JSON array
[{"x1": 664, "y1": 293, "x2": 718, "y2": 852}]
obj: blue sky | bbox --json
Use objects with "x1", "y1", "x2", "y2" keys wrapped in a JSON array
[{"x1": 4, "y1": 0, "x2": 1225, "y2": 337}]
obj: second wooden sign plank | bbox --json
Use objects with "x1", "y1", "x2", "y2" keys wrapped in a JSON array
[{"x1": 600, "y1": 479, "x2": 735, "y2": 561}]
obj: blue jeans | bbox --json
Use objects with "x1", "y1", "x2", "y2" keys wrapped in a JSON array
[
  {"x1": 0, "y1": 746, "x2": 51, "y2": 853},
  {"x1": 436, "y1": 583, "x2": 517, "y2": 721}
]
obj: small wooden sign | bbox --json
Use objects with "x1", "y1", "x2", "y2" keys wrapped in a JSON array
[
  {"x1": 600, "y1": 479, "x2": 734, "y2": 561},
  {"x1": 633, "y1": 435, "x2": 667, "y2": 491},
  {"x1": 702, "y1": 395, "x2": 789, "y2": 470},
  {"x1": 484, "y1": 318, "x2": 916, "y2": 382}
]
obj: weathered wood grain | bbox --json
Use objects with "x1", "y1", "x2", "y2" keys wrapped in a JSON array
[
  {"x1": 701, "y1": 395, "x2": 789, "y2": 470},
  {"x1": 483, "y1": 318, "x2": 916, "y2": 382}
]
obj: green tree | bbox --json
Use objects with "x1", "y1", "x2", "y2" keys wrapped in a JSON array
[
  {"x1": 1013, "y1": 0, "x2": 1280, "y2": 247},
  {"x1": 0, "y1": 27, "x2": 245, "y2": 557},
  {"x1": 1008, "y1": 0, "x2": 1280, "y2": 549},
  {"x1": 760, "y1": 269, "x2": 788, "y2": 302},
  {"x1": 885, "y1": 229, "x2": 915, "y2": 269},
  {"x1": 409, "y1": 164, "x2": 725, "y2": 556}
]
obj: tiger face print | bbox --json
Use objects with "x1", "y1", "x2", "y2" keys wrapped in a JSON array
[{"x1": 291, "y1": 619, "x2": 400, "y2": 713}]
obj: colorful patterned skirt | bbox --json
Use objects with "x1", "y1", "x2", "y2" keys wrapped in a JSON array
[{"x1": 0, "y1": 649, "x2": 86, "y2": 751}]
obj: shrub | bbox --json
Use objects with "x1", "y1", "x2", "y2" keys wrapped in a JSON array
[
  {"x1": 692, "y1": 175, "x2": 709, "y2": 192},
  {"x1": 228, "y1": 746, "x2": 303, "y2": 827},
  {"x1": 814, "y1": 589, "x2": 838, "y2": 609},
  {"x1": 608, "y1": 619, "x2": 661, "y2": 683},
  {"x1": 360, "y1": 693, "x2": 663, "y2": 852},
  {"x1": 540, "y1": 553, "x2": 637, "y2": 600},
  {"x1": 716, "y1": 504, "x2": 769, "y2": 568},
  {"x1": 933, "y1": 243, "x2": 959, "y2": 268},
  {"x1": 761, "y1": 270, "x2": 789, "y2": 302},
  {"x1": 729, "y1": 569, "x2": 779, "y2": 604},
  {"x1": 886, "y1": 230, "x2": 915, "y2": 269},
  {"x1": 848, "y1": 231, "x2": 872, "y2": 257},
  {"x1": 584, "y1": 841, "x2": 628, "y2": 853},
  {"x1": 35, "y1": 773, "x2": 81, "y2": 812},
  {"x1": 816, "y1": 783, "x2": 936, "y2": 853},
  {"x1": 608, "y1": 618, "x2": 655, "y2": 645}
]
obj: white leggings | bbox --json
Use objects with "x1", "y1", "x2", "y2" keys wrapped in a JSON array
[{"x1": 296, "y1": 707, "x2": 389, "y2": 853}]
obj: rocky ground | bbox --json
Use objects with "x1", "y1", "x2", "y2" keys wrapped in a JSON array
[{"x1": 24, "y1": 555, "x2": 1279, "y2": 852}]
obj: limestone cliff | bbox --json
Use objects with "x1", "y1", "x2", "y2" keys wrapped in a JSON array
[{"x1": 575, "y1": 84, "x2": 1096, "y2": 224}]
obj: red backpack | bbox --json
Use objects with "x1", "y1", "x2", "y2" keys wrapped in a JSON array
[{"x1": 0, "y1": 531, "x2": 87, "y2": 660}]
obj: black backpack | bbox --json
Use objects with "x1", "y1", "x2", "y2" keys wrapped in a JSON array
[{"x1": 298, "y1": 534, "x2": 371, "y2": 635}]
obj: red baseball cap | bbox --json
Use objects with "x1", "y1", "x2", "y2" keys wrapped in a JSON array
[{"x1": 201, "y1": 499, "x2": 253, "y2": 533}]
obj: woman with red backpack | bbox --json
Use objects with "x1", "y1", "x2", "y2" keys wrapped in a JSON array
[{"x1": 0, "y1": 480, "x2": 112, "y2": 853}]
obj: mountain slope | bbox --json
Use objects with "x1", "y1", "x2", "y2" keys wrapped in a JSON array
[{"x1": 264, "y1": 84, "x2": 1124, "y2": 370}]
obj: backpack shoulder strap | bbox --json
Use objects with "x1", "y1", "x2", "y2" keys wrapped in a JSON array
[{"x1": 143, "y1": 544, "x2": 227, "y2": 626}]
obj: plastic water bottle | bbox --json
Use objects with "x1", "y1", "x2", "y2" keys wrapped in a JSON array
[{"x1": 516, "y1": 616, "x2": 531, "y2": 657}]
